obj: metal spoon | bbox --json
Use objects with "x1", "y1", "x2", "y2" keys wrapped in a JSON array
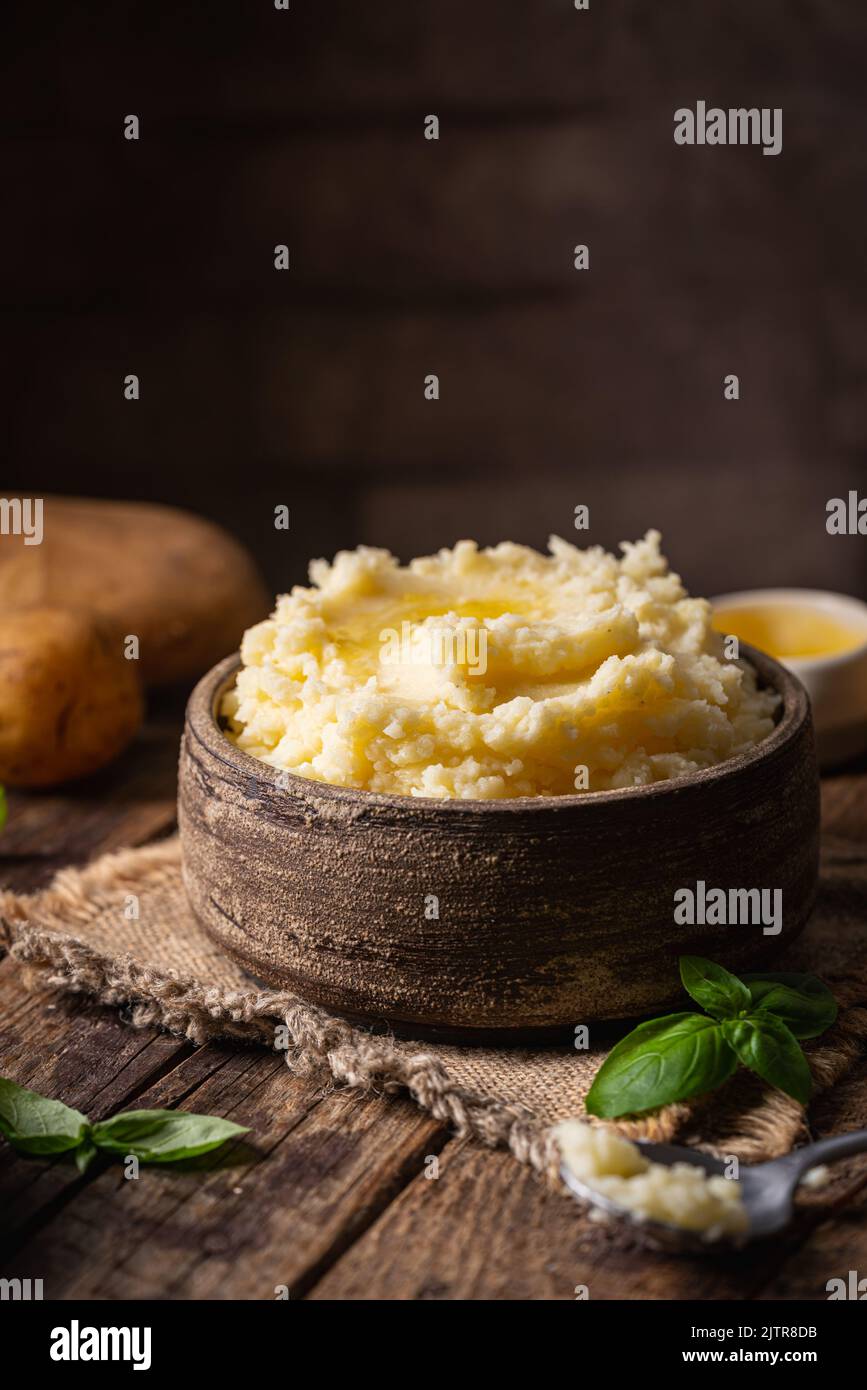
[{"x1": 560, "y1": 1127, "x2": 867, "y2": 1253}]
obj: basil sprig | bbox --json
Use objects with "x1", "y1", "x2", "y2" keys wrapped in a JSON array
[
  {"x1": 585, "y1": 956, "x2": 837, "y2": 1119},
  {"x1": 91, "y1": 1109, "x2": 249, "y2": 1163},
  {"x1": 0, "y1": 1080, "x2": 89, "y2": 1155},
  {"x1": 0, "y1": 1078, "x2": 248, "y2": 1172},
  {"x1": 740, "y1": 973, "x2": 838, "y2": 1039}
]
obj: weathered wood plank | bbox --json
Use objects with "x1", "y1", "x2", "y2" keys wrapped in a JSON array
[
  {"x1": 755, "y1": 1059, "x2": 867, "y2": 1299},
  {"x1": 1, "y1": 1041, "x2": 449, "y2": 1300},
  {"x1": 358, "y1": 465, "x2": 867, "y2": 606},
  {"x1": 0, "y1": 705, "x2": 187, "y2": 1239},
  {"x1": 4, "y1": 0, "x2": 864, "y2": 129},
  {"x1": 0, "y1": 701, "x2": 181, "y2": 893},
  {"x1": 0, "y1": 972, "x2": 191, "y2": 1243},
  {"x1": 310, "y1": 1010, "x2": 867, "y2": 1300},
  {"x1": 306, "y1": 1135, "x2": 765, "y2": 1301},
  {"x1": 5, "y1": 970, "x2": 866, "y2": 1302},
  {"x1": 308, "y1": 1115, "x2": 867, "y2": 1304},
  {"x1": 756, "y1": 1184, "x2": 867, "y2": 1300},
  {"x1": 821, "y1": 764, "x2": 867, "y2": 841},
  {"x1": 1, "y1": 117, "x2": 824, "y2": 308},
  {"x1": 604, "y1": 0, "x2": 867, "y2": 105},
  {"x1": 8, "y1": 294, "x2": 822, "y2": 479},
  {"x1": 0, "y1": 2, "x2": 605, "y2": 127}
]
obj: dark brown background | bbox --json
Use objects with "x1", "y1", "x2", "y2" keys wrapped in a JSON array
[{"x1": 2, "y1": 0, "x2": 865, "y2": 598}]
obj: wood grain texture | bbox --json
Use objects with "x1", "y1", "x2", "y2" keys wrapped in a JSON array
[
  {"x1": 5, "y1": 3, "x2": 863, "y2": 603},
  {"x1": 0, "y1": 2, "x2": 605, "y2": 127},
  {"x1": 821, "y1": 758, "x2": 867, "y2": 840},
  {"x1": 0, "y1": 693, "x2": 180, "y2": 894},
  {"x1": 307, "y1": 1135, "x2": 765, "y2": 1301},
  {"x1": 0, "y1": 973, "x2": 190, "y2": 1247},
  {"x1": 358, "y1": 468, "x2": 867, "y2": 606},
  {"x1": 0, "y1": 118, "x2": 821, "y2": 307},
  {"x1": 178, "y1": 648, "x2": 819, "y2": 1035},
  {"x1": 7, "y1": 293, "x2": 822, "y2": 477},
  {"x1": 0, "y1": 706, "x2": 185, "y2": 1246},
  {"x1": 0, "y1": 707, "x2": 865, "y2": 1299},
  {"x1": 755, "y1": 1058, "x2": 867, "y2": 1299},
  {"x1": 3, "y1": 0, "x2": 864, "y2": 128},
  {"x1": 0, "y1": 715, "x2": 450, "y2": 1298},
  {"x1": 0, "y1": 1037, "x2": 448, "y2": 1300},
  {"x1": 4, "y1": 0, "x2": 866, "y2": 606},
  {"x1": 309, "y1": 1103, "x2": 867, "y2": 1302}
]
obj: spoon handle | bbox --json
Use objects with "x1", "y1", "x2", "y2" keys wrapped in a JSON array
[{"x1": 784, "y1": 1126, "x2": 867, "y2": 1176}]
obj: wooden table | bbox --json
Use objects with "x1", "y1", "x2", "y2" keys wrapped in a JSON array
[{"x1": 1, "y1": 697, "x2": 866, "y2": 1302}]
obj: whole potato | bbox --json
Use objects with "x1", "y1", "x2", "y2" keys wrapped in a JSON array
[
  {"x1": 0, "y1": 606, "x2": 144, "y2": 787},
  {"x1": 0, "y1": 497, "x2": 269, "y2": 687}
]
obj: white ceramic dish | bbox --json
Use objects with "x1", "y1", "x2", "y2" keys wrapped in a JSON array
[{"x1": 712, "y1": 588, "x2": 867, "y2": 768}]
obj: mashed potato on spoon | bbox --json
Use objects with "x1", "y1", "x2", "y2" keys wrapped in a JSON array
[{"x1": 555, "y1": 1119, "x2": 749, "y2": 1239}]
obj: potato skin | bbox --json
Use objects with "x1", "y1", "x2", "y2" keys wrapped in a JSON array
[
  {"x1": 0, "y1": 606, "x2": 144, "y2": 787},
  {"x1": 0, "y1": 498, "x2": 269, "y2": 687}
]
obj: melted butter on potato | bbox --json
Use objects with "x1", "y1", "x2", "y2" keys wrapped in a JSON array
[{"x1": 223, "y1": 531, "x2": 778, "y2": 800}]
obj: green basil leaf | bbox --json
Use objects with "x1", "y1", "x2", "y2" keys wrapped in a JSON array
[
  {"x1": 722, "y1": 1014, "x2": 812, "y2": 1105},
  {"x1": 679, "y1": 955, "x2": 751, "y2": 1020},
  {"x1": 585, "y1": 1013, "x2": 737, "y2": 1118},
  {"x1": 741, "y1": 973, "x2": 838, "y2": 1040},
  {"x1": 91, "y1": 1109, "x2": 249, "y2": 1163},
  {"x1": 0, "y1": 1076, "x2": 90, "y2": 1155},
  {"x1": 0, "y1": 786, "x2": 7, "y2": 832},
  {"x1": 75, "y1": 1140, "x2": 99, "y2": 1174}
]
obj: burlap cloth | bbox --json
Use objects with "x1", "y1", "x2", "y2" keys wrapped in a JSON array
[{"x1": 2, "y1": 830, "x2": 866, "y2": 1194}]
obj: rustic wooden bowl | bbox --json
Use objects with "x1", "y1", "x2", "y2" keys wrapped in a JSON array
[{"x1": 178, "y1": 648, "x2": 820, "y2": 1042}]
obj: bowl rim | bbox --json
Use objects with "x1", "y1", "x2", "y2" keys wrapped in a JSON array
[{"x1": 185, "y1": 644, "x2": 811, "y2": 815}]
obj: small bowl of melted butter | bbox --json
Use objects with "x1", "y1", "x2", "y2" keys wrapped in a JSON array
[{"x1": 712, "y1": 589, "x2": 867, "y2": 767}]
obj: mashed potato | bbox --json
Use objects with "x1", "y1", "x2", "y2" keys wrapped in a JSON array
[
  {"x1": 555, "y1": 1119, "x2": 748, "y2": 1239},
  {"x1": 222, "y1": 531, "x2": 777, "y2": 800}
]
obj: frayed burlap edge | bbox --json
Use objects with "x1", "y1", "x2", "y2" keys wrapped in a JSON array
[
  {"x1": 2, "y1": 840, "x2": 867, "y2": 1192},
  {"x1": 0, "y1": 843, "x2": 560, "y2": 1180}
]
